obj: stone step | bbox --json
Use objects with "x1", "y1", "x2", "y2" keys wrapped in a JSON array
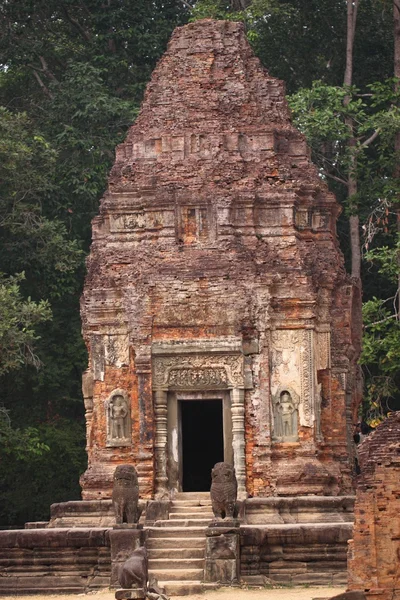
[
  {"x1": 148, "y1": 558, "x2": 204, "y2": 569},
  {"x1": 171, "y1": 500, "x2": 212, "y2": 508},
  {"x1": 168, "y1": 513, "x2": 214, "y2": 520},
  {"x1": 154, "y1": 518, "x2": 211, "y2": 527},
  {"x1": 159, "y1": 581, "x2": 218, "y2": 596},
  {"x1": 149, "y1": 568, "x2": 203, "y2": 582},
  {"x1": 147, "y1": 548, "x2": 204, "y2": 559},
  {"x1": 170, "y1": 505, "x2": 212, "y2": 514},
  {"x1": 146, "y1": 536, "x2": 206, "y2": 549},
  {"x1": 146, "y1": 527, "x2": 206, "y2": 538},
  {"x1": 174, "y1": 492, "x2": 210, "y2": 499}
]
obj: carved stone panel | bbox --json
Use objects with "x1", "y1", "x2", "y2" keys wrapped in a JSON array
[
  {"x1": 299, "y1": 329, "x2": 314, "y2": 427},
  {"x1": 106, "y1": 389, "x2": 131, "y2": 447},
  {"x1": 105, "y1": 334, "x2": 129, "y2": 368},
  {"x1": 316, "y1": 331, "x2": 331, "y2": 371},
  {"x1": 91, "y1": 333, "x2": 129, "y2": 381},
  {"x1": 270, "y1": 329, "x2": 315, "y2": 428},
  {"x1": 152, "y1": 354, "x2": 244, "y2": 390},
  {"x1": 109, "y1": 211, "x2": 167, "y2": 232}
]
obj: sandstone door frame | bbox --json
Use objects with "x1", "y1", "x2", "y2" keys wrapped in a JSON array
[
  {"x1": 169, "y1": 390, "x2": 233, "y2": 493},
  {"x1": 152, "y1": 341, "x2": 246, "y2": 499}
]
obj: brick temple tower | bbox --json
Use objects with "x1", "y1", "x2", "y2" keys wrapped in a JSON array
[{"x1": 80, "y1": 19, "x2": 361, "y2": 501}]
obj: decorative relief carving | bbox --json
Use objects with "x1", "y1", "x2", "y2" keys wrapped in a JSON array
[
  {"x1": 300, "y1": 329, "x2": 313, "y2": 426},
  {"x1": 312, "y1": 210, "x2": 330, "y2": 230},
  {"x1": 295, "y1": 208, "x2": 310, "y2": 229},
  {"x1": 270, "y1": 330, "x2": 300, "y2": 392},
  {"x1": 338, "y1": 372, "x2": 347, "y2": 391},
  {"x1": 106, "y1": 389, "x2": 131, "y2": 447},
  {"x1": 316, "y1": 331, "x2": 331, "y2": 371},
  {"x1": 271, "y1": 329, "x2": 315, "y2": 428},
  {"x1": 317, "y1": 288, "x2": 331, "y2": 323},
  {"x1": 91, "y1": 334, "x2": 129, "y2": 379},
  {"x1": 152, "y1": 354, "x2": 244, "y2": 389},
  {"x1": 91, "y1": 334, "x2": 105, "y2": 381},
  {"x1": 110, "y1": 211, "x2": 166, "y2": 232},
  {"x1": 105, "y1": 334, "x2": 129, "y2": 368},
  {"x1": 168, "y1": 367, "x2": 228, "y2": 388}
]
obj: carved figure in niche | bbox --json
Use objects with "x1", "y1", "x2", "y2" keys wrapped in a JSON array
[
  {"x1": 110, "y1": 395, "x2": 128, "y2": 438},
  {"x1": 118, "y1": 546, "x2": 148, "y2": 590},
  {"x1": 106, "y1": 389, "x2": 131, "y2": 446},
  {"x1": 112, "y1": 464, "x2": 140, "y2": 524},
  {"x1": 210, "y1": 462, "x2": 237, "y2": 519},
  {"x1": 273, "y1": 389, "x2": 299, "y2": 442}
]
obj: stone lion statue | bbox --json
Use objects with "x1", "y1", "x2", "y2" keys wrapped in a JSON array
[
  {"x1": 112, "y1": 464, "x2": 140, "y2": 524},
  {"x1": 118, "y1": 546, "x2": 148, "y2": 590},
  {"x1": 210, "y1": 461, "x2": 237, "y2": 519}
]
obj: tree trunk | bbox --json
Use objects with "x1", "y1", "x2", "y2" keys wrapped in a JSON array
[
  {"x1": 344, "y1": 0, "x2": 358, "y2": 89},
  {"x1": 394, "y1": 0, "x2": 400, "y2": 318},
  {"x1": 231, "y1": 0, "x2": 251, "y2": 9},
  {"x1": 344, "y1": 0, "x2": 361, "y2": 280}
]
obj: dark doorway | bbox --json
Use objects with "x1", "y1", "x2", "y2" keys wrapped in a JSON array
[{"x1": 181, "y1": 399, "x2": 224, "y2": 492}]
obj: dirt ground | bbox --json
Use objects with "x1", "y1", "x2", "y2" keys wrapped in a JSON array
[{"x1": 0, "y1": 587, "x2": 345, "y2": 600}]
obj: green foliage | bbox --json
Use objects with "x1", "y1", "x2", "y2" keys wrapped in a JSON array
[
  {"x1": 43, "y1": 62, "x2": 138, "y2": 240},
  {"x1": 0, "y1": 107, "x2": 85, "y2": 299},
  {"x1": 0, "y1": 0, "x2": 188, "y2": 526},
  {"x1": 289, "y1": 80, "x2": 400, "y2": 216},
  {"x1": 0, "y1": 408, "x2": 49, "y2": 460},
  {"x1": 0, "y1": 416, "x2": 86, "y2": 526},
  {"x1": 365, "y1": 242, "x2": 400, "y2": 283},
  {"x1": 0, "y1": 272, "x2": 51, "y2": 376},
  {"x1": 245, "y1": 0, "x2": 392, "y2": 93},
  {"x1": 361, "y1": 295, "x2": 400, "y2": 425},
  {"x1": 190, "y1": 0, "x2": 241, "y2": 21}
]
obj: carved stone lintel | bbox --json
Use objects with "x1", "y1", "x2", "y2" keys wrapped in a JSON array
[
  {"x1": 168, "y1": 367, "x2": 228, "y2": 388},
  {"x1": 152, "y1": 353, "x2": 244, "y2": 389}
]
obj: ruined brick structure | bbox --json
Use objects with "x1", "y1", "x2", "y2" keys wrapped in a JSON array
[
  {"x1": 80, "y1": 19, "x2": 361, "y2": 501},
  {"x1": 347, "y1": 412, "x2": 400, "y2": 600}
]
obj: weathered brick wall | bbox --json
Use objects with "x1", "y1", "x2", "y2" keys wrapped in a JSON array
[
  {"x1": 81, "y1": 19, "x2": 360, "y2": 499},
  {"x1": 347, "y1": 412, "x2": 400, "y2": 600},
  {"x1": 0, "y1": 528, "x2": 111, "y2": 593},
  {"x1": 241, "y1": 524, "x2": 351, "y2": 585}
]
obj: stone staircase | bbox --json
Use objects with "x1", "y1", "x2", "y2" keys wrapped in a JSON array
[{"x1": 146, "y1": 492, "x2": 218, "y2": 596}]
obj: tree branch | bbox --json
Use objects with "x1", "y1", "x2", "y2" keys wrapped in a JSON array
[
  {"x1": 322, "y1": 170, "x2": 348, "y2": 186},
  {"x1": 30, "y1": 69, "x2": 53, "y2": 99},
  {"x1": 61, "y1": 4, "x2": 91, "y2": 41},
  {"x1": 39, "y1": 56, "x2": 59, "y2": 83},
  {"x1": 360, "y1": 128, "x2": 381, "y2": 149},
  {"x1": 364, "y1": 314, "x2": 398, "y2": 328}
]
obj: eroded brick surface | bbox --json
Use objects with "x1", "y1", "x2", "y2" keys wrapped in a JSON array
[
  {"x1": 80, "y1": 20, "x2": 361, "y2": 499},
  {"x1": 347, "y1": 412, "x2": 400, "y2": 600}
]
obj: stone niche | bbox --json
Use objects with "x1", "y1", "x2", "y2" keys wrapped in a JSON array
[{"x1": 79, "y1": 19, "x2": 361, "y2": 500}]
